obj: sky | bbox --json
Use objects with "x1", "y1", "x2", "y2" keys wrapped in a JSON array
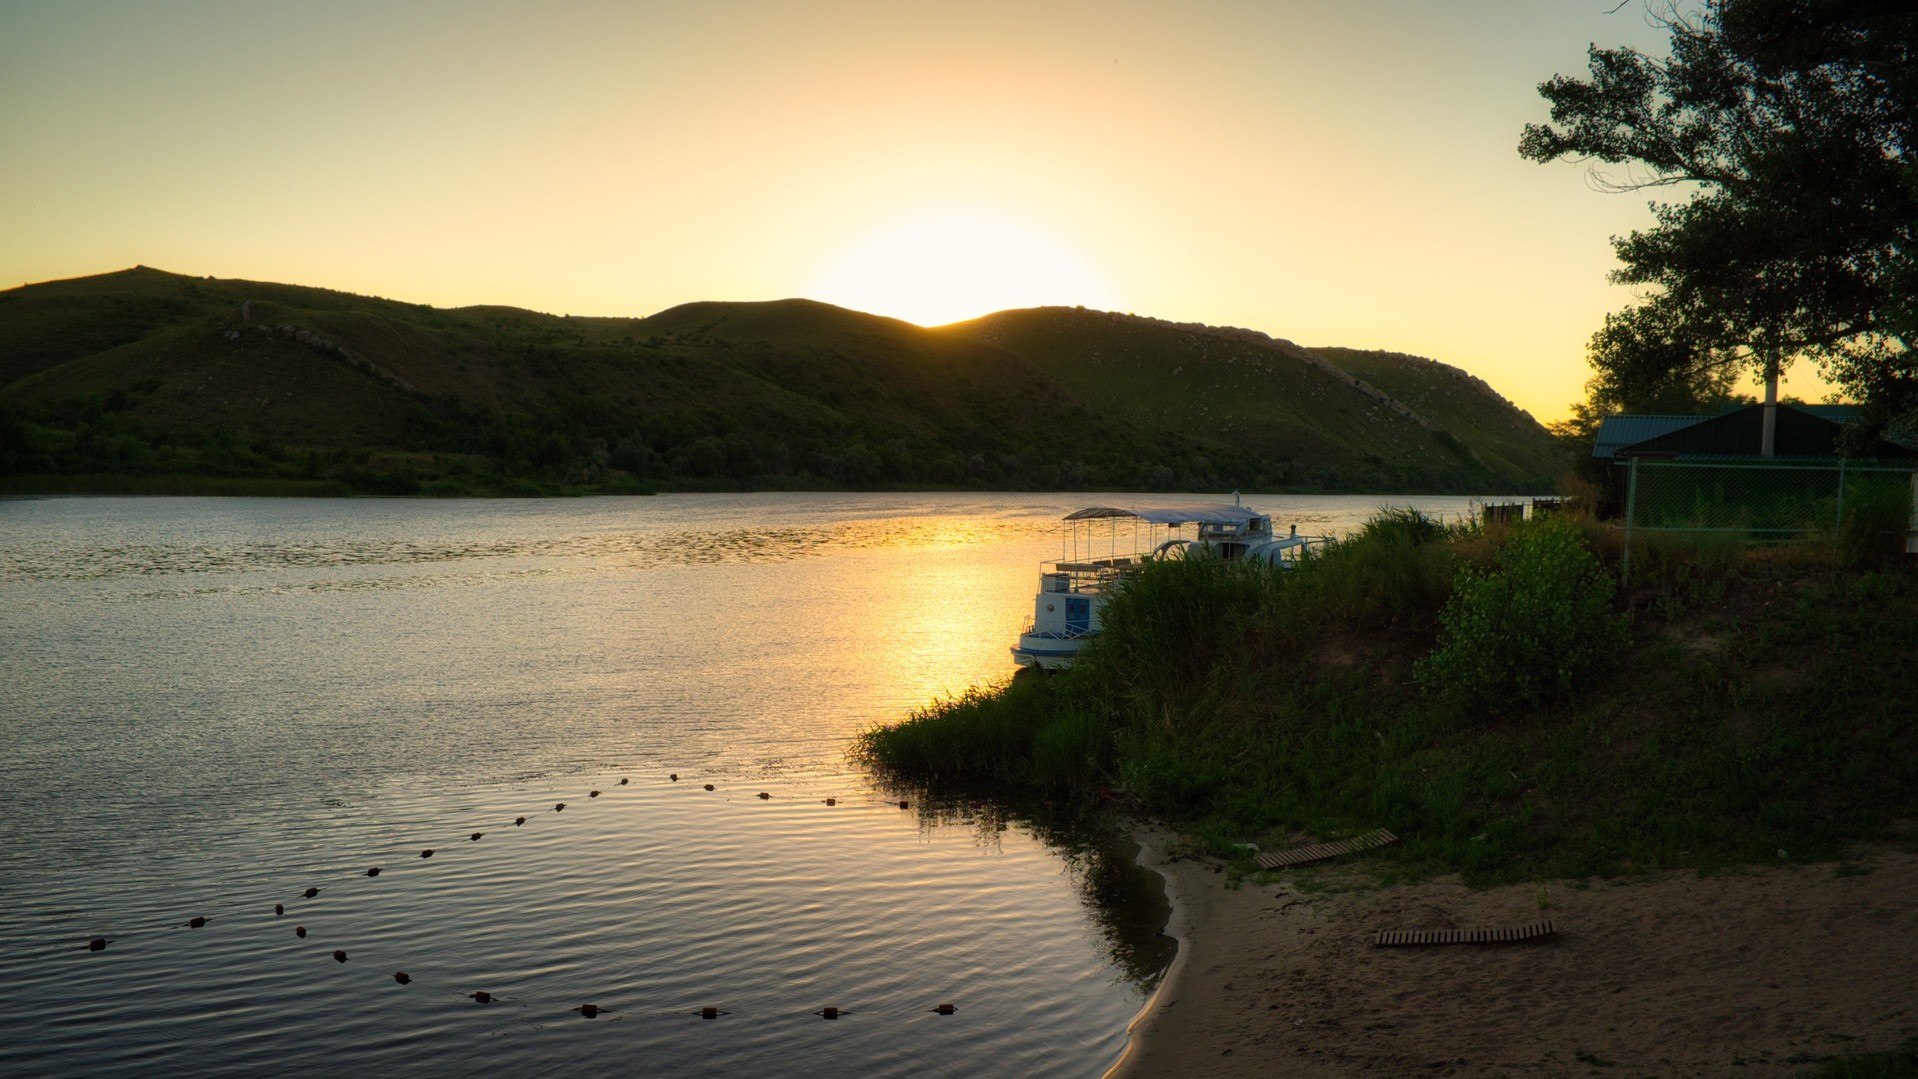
[{"x1": 0, "y1": 0, "x2": 1814, "y2": 420}]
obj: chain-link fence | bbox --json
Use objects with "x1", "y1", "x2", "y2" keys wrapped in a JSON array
[{"x1": 1618, "y1": 456, "x2": 1918, "y2": 582}]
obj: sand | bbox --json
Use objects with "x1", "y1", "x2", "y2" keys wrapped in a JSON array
[{"x1": 1112, "y1": 831, "x2": 1918, "y2": 1077}]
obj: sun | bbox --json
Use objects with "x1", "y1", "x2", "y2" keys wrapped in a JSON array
[{"x1": 806, "y1": 211, "x2": 1117, "y2": 327}]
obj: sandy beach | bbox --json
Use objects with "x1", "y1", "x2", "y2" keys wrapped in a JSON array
[{"x1": 1113, "y1": 831, "x2": 1918, "y2": 1077}]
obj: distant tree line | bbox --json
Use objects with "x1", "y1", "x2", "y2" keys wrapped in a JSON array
[{"x1": 1, "y1": 384, "x2": 1518, "y2": 496}]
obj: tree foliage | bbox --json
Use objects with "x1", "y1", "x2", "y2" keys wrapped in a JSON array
[{"x1": 1523, "y1": 0, "x2": 1917, "y2": 431}]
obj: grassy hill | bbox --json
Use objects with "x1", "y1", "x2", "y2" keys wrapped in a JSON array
[
  {"x1": 1304, "y1": 346, "x2": 1559, "y2": 482},
  {"x1": 0, "y1": 267, "x2": 1562, "y2": 495},
  {"x1": 942, "y1": 308, "x2": 1558, "y2": 491}
]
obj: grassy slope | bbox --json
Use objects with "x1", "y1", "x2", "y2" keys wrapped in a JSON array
[
  {"x1": 3, "y1": 277, "x2": 1035, "y2": 446},
  {"x1": 943, "y1": 307, "x2": 1556, "y2": 490},
  {"x1": 2, "y1": 271, "x2": 1127, "y2": 485},
  {"x1": 1, "y1": 268, "x2": 1563, "y2": 492},
  {"x1": 1307, "y1": 345, "x2": 1561, "y2": 483},
  {"x1": 861, "y1": 521, "x2": 1918, "y2": 887}
]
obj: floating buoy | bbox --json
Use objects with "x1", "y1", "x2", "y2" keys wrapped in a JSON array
[
  {"x1": 471, "y1": 991, "x2": 492, "y2": 1004},
  {"x1": 332, "y1": 950, "x2": 347, "y2": 963},
  {"x1": 555, "y1": 803, "x2": 566, "y2": 812},
  {"x1": 87, "y1": 938, "x2": 108, "y2": 952},
  {"x1": 515, "y1": 817, "x2": 526, "y2": 826},
  {"x1": 757, "y1": 792, "x2": 771, "y2": 800},
  {"x1": 275, "y1": 904, "x2": 284, "y2": 916},
  {"x1": 699, "y1": 1007, "x2": 719, "y2": 1020},
  {"x1": 187, "y1": 916, "x2": 207, "y2": 929},
  {"x1": 470, "y1": 832, "x2": 483, "y2": 842},
  {"x1": 421, "y1": 849, "x2": 434, "y2": 858},
  {"x1": 818, "y1": 1007, "x2": 841, "y2": 1020},
  {"x1": 618, "y1": 778, "x2": 628, "y2": 786},
  {"x1": 703, "y1": 784, "x2": 714, "y2": 792},
  {"x1": 898, "y1": 801, "x2": 910, "y2": 810},
  {"x1": 824, "y1": 797, "x2": 836, "y2": 806},
  {"x1": 367, "y1": 867, "x2": 381, "y2": 877},
  {"x1": 577, "y1": 1004, "x2": 601, "y2": 1018},
  {"x1": 303, "y1": 887, "x2": 320, "y2": 899},
  {"x1": 669, "y1": 774, "x2": 679, "y2": 782},
  {"x1": 589, "y1": 791, "x2": 599, "y2": 798},
  {"x1": 931, "y1": 1003, "x2": 956, "y2": 1015},
  {"x1": 394, "y1": 972, "x2": 411, "y2": 985},
  {"x1": 295, "y1": 926, "x2": 307, "y2": 938}
]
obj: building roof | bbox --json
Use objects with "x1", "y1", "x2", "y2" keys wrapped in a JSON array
[
  {"x1": 1606, "y1": 403, "x2": 1916, "y2": 460},
  {"x1": 1592, "y1": 415, "x2": 1709, "y2": 459},
  {"x1": 1792, "y1": 403, "x2": 1862, "y2": 423}
]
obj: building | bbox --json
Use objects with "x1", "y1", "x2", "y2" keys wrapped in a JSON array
[
  {"x1": 1593, "y1": 404, "x2": 1915, "y2": 463},
  {"x1": 1593, "y1": 403, "x2": 1918, "y2": 556}
]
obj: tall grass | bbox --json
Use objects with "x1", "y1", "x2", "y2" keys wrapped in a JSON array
[{"x1": 860, "y1": 510, "x2": 1918, "y2": 883}]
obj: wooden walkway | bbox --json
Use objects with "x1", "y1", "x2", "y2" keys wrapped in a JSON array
[
  {"x1": 1373, "y1": 920, "x2": 1558, "y2": 947},
  {"x1": 1254, "y1": 828, "x2": 1398, "y2": 870}
]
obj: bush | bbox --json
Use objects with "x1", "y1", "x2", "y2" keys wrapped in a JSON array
[
  {"x1": 1838, "y1": 473, "x2": 1915, "y2": 570},
  {"x1": 1416, "y1": 517, "x2": 1626, "y2": 711},
  {"x1": 1285, "y1": 508, "x2": 1458, "y2": 632}
]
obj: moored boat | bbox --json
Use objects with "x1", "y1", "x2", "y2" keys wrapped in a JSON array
[{"x1": 1010, "y1": 501, "x2": 1323, "y2": 671}]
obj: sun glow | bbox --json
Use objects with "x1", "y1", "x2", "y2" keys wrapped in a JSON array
[{"x1": 806, "y1": 211, "x2": 1117, "y2": 327}]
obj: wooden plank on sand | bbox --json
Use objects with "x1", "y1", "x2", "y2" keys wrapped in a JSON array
[
  {"x1": 1254, "y1": 827, "x2": 1398, "y2": 870},
  {"x1": 1372, "y1": 920, "x2": 1557, "y2": 948}
]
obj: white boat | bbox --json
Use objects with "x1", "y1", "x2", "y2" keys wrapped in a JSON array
[{"x1": 1010, "y1": 501, "x2": 1323, "y2": 671}]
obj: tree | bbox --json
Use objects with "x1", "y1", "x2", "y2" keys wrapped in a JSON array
[
  {"x1": 1544, "y1": 300, "x2": 1747, "y2": 459},
  {"x1": 1522, "y1": 0, "x2": 1917, "y2": 436}
]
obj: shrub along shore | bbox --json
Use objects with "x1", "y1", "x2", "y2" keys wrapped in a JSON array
[{"x1": 860, "y1": 511, "x2": 1918, "y2": 885}]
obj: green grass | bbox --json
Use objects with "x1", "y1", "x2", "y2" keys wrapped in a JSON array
[
  {"x1": 860, "y1": 513, "x2": 1918, "y2": 884},
  {"x1": 1306, "y1": 345, "x2": 1562, "y2": 483},
  {"x1": 2, "y1": 268, "x2": 1563, "y2": 495},
  {"x1": 941, "y1": 308, "x2": 1559, "y2": 492}
]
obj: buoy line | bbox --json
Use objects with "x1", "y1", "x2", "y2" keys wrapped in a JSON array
[{"x1": 64, "y1": 770, "x2": 961, "y2": 1026}]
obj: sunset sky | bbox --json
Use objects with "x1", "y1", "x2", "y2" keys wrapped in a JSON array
[{"x1": 0, "y1": 0, "x2": 1808, "y2": 420}]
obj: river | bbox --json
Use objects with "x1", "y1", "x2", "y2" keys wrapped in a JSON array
[{"x1": 0, "y1": 491, "x2": 1488, "y2": 1077}]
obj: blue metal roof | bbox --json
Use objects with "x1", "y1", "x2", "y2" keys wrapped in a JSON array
[
  {"x1": 1592, "y1": 415, "x2": 1706, "y2": 459},
  {"x1": 1597, "y1": 403, "x2": 1916, "y2": 459}
]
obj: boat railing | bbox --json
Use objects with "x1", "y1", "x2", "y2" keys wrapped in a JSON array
[{"x1": 1038, "y1": 556, "x2": 1142, "y2": 593}]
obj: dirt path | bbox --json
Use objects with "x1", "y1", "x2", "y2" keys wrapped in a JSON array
[{"x1": 1114, "y1": 834, "x2": 1918, "y2": 1077}]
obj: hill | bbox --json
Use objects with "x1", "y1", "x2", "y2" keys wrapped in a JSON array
[
  {"x1": 0, "y1": 268, "x2": 1562, "y2": 495},
  {"x1": 940, "y1": 308, "x2": 1559, "y2": 490}
]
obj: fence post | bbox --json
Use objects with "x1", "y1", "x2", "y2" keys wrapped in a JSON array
[
  {"x1": 1835, "y1": 457, "x2": 1848, "y2": 535},
  {"x1": 1622, "y1": 456, "x2": 1639, "y2": 588}
]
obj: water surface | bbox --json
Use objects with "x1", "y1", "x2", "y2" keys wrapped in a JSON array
[{"x1": 0, "y1": 491, "x2": 1485, "y2": 1077}]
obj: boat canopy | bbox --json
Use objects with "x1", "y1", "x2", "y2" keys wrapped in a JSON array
[{"x1": 1063, "y1": 504, "x2": 1262, "y2": 526}]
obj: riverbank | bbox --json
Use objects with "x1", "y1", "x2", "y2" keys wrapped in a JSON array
[
  {"x1": 1116, "y1": 828, "x2": 1918, "y2": 1077},
  {"x1": 862, "y1": 516, "x2": 1918, "y2": 885}
]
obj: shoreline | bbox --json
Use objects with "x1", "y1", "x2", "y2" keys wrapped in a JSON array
[
  {"x1": 1111, "y1": 830, "x2": 1918, "y2": 1077},
  {"x1": 1100, "y1": 828, "x2": 1194, "y2": 1079}
]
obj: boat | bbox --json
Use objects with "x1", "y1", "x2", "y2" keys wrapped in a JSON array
[{"x1": 1009, "y1": 500, "x2": 1324, "y2": 671}]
